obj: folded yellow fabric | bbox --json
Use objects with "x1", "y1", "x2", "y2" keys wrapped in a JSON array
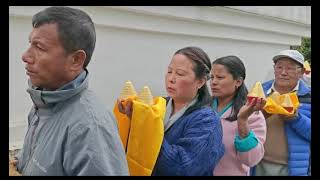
[
  {"x1": 264, "y1": 92, "x2": 300, "y2": 115},
  {"x1": 113, "y1": 96, "x2": 136, "y2": 150},
  {"x1": 114, "y1": 80, "x2": 137, "y2": 149},
  {"x1": 114, "y1": 96, "x2": 166, "y2": 176}
]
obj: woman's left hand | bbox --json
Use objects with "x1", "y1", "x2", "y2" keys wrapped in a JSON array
[{"x1": 237, "y1": 97, "x2": 266, "y2": 120}]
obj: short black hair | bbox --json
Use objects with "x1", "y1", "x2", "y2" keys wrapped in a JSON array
[{"x1": 32, "y1": 6, "x2": 96, "y2": 68}]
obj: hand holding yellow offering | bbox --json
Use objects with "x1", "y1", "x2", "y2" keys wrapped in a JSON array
[{"x1": 114, "y1": 81, "x2": 137, "y2": 150}]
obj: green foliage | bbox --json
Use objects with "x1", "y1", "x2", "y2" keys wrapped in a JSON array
[{"x1": 292, "y1": 37, "x2": 311, "y2": 65}]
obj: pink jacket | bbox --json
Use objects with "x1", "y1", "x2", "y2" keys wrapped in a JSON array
[{"x1": 213, "y1": 108, "x2": 266, "y2": 176}]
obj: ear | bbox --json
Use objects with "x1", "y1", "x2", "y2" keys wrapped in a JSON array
[
  {"x1": 197, "y1": 77, "x2": 206, "y2": 89},
  {"x1": 68, "y1": 50, "x2": 86, "y2": 71},
  {"x1": 298, "y1": 67, "x2": 305, "y2": 78},
  {"x1": 235, "y1": 77, "x2": 243, "y2": 89}
]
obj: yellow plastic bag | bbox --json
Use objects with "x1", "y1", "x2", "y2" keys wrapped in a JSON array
[
  {"x1": 113, "y1": 95, "x2": 136, "y2": 150},
  {"x1": 263, "y1": 92, "x2": 300, "y2": 116},
  {"x1": 113, "y1": 96, "x2": 166, "y2": 176},
  {"x1": 113, "y1": 81, "x2": 137, "y2": 149},
  {"x1": 126, "y1": 97, "x2": 166, "y2": 176},
  {"x1": 114, "y1": 83, "x2": 166, "y2": 175}
]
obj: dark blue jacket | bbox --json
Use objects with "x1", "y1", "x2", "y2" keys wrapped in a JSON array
[
  {"x1": 152, "y1": 106, "x2": 225, "y2": 176},
  {"x1": 262, "y1": 80, "x2": 311, "y2": 176}
]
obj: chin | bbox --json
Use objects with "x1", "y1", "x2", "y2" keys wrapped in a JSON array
[
  {"x1": 277, "y1": 81, "x2": 290, "y2": 87},
  {"x1": 167, "y1": 92, "x2": 175, "y2": 99},
  {"x1": 30, "y1": 79, "x2": 42, "y2": 88},
  {"x1": 29, "y1": 78, "x2": 37, "y2": 85},
  {"x1": 211, "y1": 93, "x2": 220, "y2": 97}
]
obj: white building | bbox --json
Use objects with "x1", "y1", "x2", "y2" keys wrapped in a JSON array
[{"x1": 9, "y1": 6, "x2": 311, "y2": 149}]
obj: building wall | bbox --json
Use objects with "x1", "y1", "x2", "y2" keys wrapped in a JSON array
[
  {"x1": 9, "y1": 6, "x2": 311, "y2": 149},
  {"x1": 226, "y1": 6, "x2": 311, "y2": 25}
]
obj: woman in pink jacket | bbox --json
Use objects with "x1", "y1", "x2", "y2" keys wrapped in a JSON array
[{"x1": 210, "y1": 56, "x2": 267, "y2": 176}]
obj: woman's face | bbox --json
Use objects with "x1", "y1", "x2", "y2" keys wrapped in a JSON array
[
  {"x1": 210, "y1": 64, "x2": 242, "y2": 99},
  {"x1": 165, "y1": 54, "x2": 205, "y2": 103}
]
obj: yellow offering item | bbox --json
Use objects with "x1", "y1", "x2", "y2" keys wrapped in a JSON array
[
  {"x1": 247, "y1": 81, "x2": 266, "y2": 103},
  {"x1": 126, "y1": 97, "x2": 166, "y2": 176},
  {"x1": 137, "y1": 86, "x2": 154, "y2": 105},
  {"x1": 113, "y1": 83, "x2": 166, "y2": 176},
  {"x1": 269, "y1": 91, "x2": 281, "y2": 104},
  {"x1": 264, "y1": 92, "x2": 299, "y2": 115},
  {"x1": 304, "y1": 61, "x2": 311, "y2": 75},
  {"x1": 120, "y1": 81, "x2": 137, "y2": 100},
  {"x1": 281, "y1": 94, "x2": 294, "y2": 113}
]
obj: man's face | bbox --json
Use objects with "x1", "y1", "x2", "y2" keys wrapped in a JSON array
[
  {"x1": 22, "y1": 23, "x2": 72, "y2": 90},
  {"x1": 274, "y1": 58, "x2": 304, "y2": 90}
]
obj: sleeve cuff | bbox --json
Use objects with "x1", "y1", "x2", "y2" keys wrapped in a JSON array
[{"x1": 234, "y1": 130, "x2": 258, "y2": 152}]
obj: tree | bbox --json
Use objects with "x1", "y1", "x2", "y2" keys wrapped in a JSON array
[{"x1": 292, "y1": 37, "x2": 311, "y2": 65}]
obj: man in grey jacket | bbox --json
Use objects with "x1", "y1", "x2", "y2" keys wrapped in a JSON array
[{"x1": 12, "y1": 6, "x2": 129, "y2": 175}]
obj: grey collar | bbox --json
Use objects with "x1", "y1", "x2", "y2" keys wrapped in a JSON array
[
  {"x1": 164, "y1": 95, "x2": 198, "y2": 132},
  {"x1": 27, "y1": 70, "x2": 88, "y2": 109}
]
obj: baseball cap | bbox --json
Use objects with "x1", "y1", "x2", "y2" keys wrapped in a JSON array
[{"x1": 273, "y1": 50, "x2": 304, "y2": 66}]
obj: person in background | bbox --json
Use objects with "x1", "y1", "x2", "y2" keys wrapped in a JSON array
[
  {"x1": 210, "y1": 56, "x2": 266, "y2": 176},
  {"x1": 255, "y1": 50, "x2": 311, "y2": 176},
  {"x1": 301, "y1": 61, "x2": 311, "y2": 88}
]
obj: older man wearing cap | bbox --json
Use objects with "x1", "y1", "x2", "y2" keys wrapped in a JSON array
[{"x1": 253, "y1": 50, "x2": 311, "y2": 176}]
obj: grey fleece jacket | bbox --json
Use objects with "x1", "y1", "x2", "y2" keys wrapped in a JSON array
[{"x1": 16, "y1": 70, "x2": 129, "y2": 176}]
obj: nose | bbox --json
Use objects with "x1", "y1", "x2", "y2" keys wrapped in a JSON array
[
  {"x1": 279, "y1": 69, "x2": 289, "y2": 75},
  {"x1": 210, "y1": 78, "x2": 218, "y2": 86},
  {"x1": 168, "y1": 73, "x2": 176, "y2": 84},
  {"x1": 21, "y1": 48, "x2": 34, "y2": 64}
]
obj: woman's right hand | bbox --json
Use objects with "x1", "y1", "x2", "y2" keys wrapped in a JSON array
[
  {"x1": 117, "y1": 99, "x2": 133, "y2": 120},
  {"x1": 238, "y1": 97, "x2": 266, "y2": 120}
]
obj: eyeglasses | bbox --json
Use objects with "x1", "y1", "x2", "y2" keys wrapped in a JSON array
[{"x1": 274, "y1": 65, "x2": 302, "y2": 74}]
